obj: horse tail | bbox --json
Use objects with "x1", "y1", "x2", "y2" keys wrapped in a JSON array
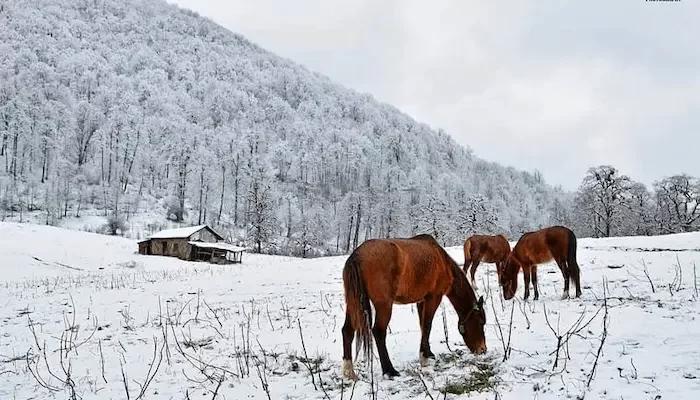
[
  {"x1": 566, "y1": 228, "x2": 580, "y2": 281},
  {"x1": 463, "y1": 239, "x2": 472, "y2": 271},
  {"x1": 342, "y1": 252, "x2": 373, "y2": 362}
]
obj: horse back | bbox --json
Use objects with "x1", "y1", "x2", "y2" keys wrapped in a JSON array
[
  {"x1": 513, "y1": 226, "x2": 572, "y2": 264},
  {"x1": 467, "y1": 234, "x2": 510, "y2": 262},
  {"x1": 492, "y1": 234, "x2": 511, "y2": 258},
  {"x1": 355, "y1": 237, "x2": 454, "y2": 305}
]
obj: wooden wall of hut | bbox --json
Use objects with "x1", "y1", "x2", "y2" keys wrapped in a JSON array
[{"x1": 149, "y1": 238, "x2": 191, "y2": 259}]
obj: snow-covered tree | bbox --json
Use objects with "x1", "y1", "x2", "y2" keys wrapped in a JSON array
[
  {"x1": 654, "y1": 174, "x2": 700, "y2": 233},
  {"x1": 574, "y1": 165, "x2": 632, "y2": 237},
  {"x1": 245, "y1": 162, "x2": 277, "y2": 253}
]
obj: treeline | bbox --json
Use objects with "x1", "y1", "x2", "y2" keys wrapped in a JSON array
[{"x1": 562, "y1": 165, "x2": 699, "y2": 238}]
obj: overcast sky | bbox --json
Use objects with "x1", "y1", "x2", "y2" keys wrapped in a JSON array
[{"x1": 169, "y1": 0, "x2": 698, "y2": 190}]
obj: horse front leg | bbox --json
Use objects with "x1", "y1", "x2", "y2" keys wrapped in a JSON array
[
  {"x1": 417, "y1": 301, "x2": 425, "y2": 328},
  {"x1": 418, "y1": 295, "x2": 442, "y2": 366},
  {"x1": 372, "y1": 302, "x2": 399, "y2": 377},
  {"x1": 416, "y1": 300, "x2": 425, "y2": 350}
]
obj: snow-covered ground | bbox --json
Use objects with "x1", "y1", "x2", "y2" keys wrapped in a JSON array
[{"x1": 1, "y1": 221, "x2": 700, "y2": 399}]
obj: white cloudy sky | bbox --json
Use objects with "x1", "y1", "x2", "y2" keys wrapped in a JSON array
[{"x1": 169, "y1": 0, "x2": 698, "y2": 190}]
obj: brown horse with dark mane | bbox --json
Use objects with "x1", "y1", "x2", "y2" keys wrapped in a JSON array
[
  {"x1": 499, "y1": 226, "x2": 581, "y2": 301},
  {"x1": 341, "y1": 234, "x2": 487, "y2": 380},
  {"x1": 463, "y1": 234, "x2": 511, "y2": 291}
]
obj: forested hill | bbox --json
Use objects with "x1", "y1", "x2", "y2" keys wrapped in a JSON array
[{"x1": 0, "y1": 0, "x2": 569, "y2": 256}]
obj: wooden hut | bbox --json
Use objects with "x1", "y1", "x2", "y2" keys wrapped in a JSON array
[{"x1": 137, "y1": 224, "x2": 244, "y2": 264}]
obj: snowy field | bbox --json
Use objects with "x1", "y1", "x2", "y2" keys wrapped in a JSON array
[{"x1": 1, "y1": 222, "x2": 700, "y2": 399}]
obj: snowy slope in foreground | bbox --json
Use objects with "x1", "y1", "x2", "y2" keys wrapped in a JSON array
[{"x1": 1, "y1": 222, "x2": 700, "y2": 399}]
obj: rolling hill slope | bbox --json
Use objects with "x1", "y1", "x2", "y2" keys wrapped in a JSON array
[{"x1": 0, "y1": 0, "x2": 569, "y2": 256}]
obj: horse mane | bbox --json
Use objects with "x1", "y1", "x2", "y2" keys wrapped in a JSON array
[
  {"x1": 425, "y1": 238, "x2": 477, "y2": 304},
  {"x1": 518, "y1": 231, "x2": 535, "y2": 241},
  {"x1": 409, "y1": 235, "x2": 458, "y2": 267},
  {"x1": 406, "y1": 234, "x2": 476, "y2": 301},
  {"x1": 448, "y1": 261, "x2": 474, "y2": 297},
  {"x1": 410, "y1": 233, "x2": 438, "y2": 243}
]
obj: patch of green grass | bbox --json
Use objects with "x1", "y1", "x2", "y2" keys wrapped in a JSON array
[
  {"x1": 438, "y1": 358, "x2": 498, "y2": 395},
  {"x1": 436, "y1": 348, "x2": 466, "y2": 364}
]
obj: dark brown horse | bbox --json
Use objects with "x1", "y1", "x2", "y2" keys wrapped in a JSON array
[
  {"x1": 463, "y1": 234, "x2": 511, "y2": 291},
  {"x1": 341, "y1": 234, "x2": 487, "y2": 380},
  {"x1": 499, "y1": 226, "x2": 581, "y2": 301}
]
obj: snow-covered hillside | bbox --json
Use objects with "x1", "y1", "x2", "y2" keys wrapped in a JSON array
[
  {"x1": 1, "y1": 221, "x2": 700, "y2": 399},
  {"x1": 0, "y1": 0, "x2": 570, "y2": 258}
]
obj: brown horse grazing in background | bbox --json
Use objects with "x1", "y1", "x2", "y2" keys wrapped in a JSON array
[
  {"x1": 341, "y1": 234, "x2": 487, "y2": 381},
  {"x1": 463, "y1": 234, "x2": 511, "y2": 291},
  {"x1": 499, "y1": 226, "x2": 581, "y2": 301}
]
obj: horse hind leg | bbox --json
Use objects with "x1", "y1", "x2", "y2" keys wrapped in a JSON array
[
  {"x1": 531, "y1": 265, "x2": 540, "y2": 300},
  {"x1": 522, "y1": 266, "x2": 532, "y2": 300},
  {"x1": 372, "y1": 301, "x2": 399, "y2": 377},
  {"x1": 569, "y1": 259, "x2": 582, "y2": 298},
  {"x1": 555, "y1": 258, "x2": 570, "y2": 300},
  {"x1": 566, "y1": 229, "x2": 582, "y2": 298},
  {"x1": 341, "y1": 308, "x2": 359, "y2": 381},
  {"x1": 469, "y1": 258, "x2": 482, "y2": 291}
]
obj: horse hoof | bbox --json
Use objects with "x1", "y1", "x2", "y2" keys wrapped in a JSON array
[
  {"x1": 561, "y1": 293, "x2": 570, "y2": 300},
  {"x1": 419, "y1": 351, "x2": 435, "y2": 367},
  {"x1": 345, "y1": 372, "x2": 359, "y2": 381},
  {"x1": 419, "y1": 355, "x2": 429, "y2": 367},
  {"x1": 342, "y1": 360, "x2": 359, "y2": 381},
  {"x1": 385, "y1": 369, "x2": 400, "y2": 378}
]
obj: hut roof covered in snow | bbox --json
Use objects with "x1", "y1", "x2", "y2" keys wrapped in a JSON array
[{"x1": 148, "y1": 224, "x2": 224, "y2": 241}]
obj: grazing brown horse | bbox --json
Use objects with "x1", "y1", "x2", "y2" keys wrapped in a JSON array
[
  {"x1": 341, "y1": 234, "x2": 487, "y2": 380},
  {"x1": 463, "y1": 234, "x2": 511, "y2": 291},
  {"x1": 499, "y1": 226, "x2": 581, "y2": 301}
]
